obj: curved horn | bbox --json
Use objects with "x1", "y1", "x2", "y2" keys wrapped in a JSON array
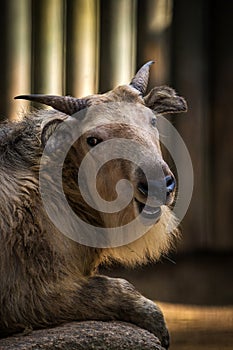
[
  {"x1": 130, "y1": 60, "x2": 154, "y2": 95},
  {"x1": 14, "y1": 94, "x2": 88, "y2": 115}
]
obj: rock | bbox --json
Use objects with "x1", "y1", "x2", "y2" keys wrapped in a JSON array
[{"x1": 0, "y1": 321, "x2": 164, "y2": 350}]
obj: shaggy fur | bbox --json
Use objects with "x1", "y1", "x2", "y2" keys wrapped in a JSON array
[{"x1": 0, "y1": 66, "x2": 187, "y2": 349}]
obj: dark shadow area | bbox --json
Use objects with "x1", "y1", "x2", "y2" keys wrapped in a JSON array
[{"x1": 101, "y1": 251, "x2": 233, "y2": 306}]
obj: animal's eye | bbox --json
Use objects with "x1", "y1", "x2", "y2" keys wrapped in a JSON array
[
  {"x1": 151, "y1": 117, "x2": 157, "y2": 127},
  {"x1": 86, "y1": 137, "x2": 102, "y2": 147}
]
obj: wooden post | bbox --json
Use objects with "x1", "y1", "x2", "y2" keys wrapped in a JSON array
[
  {"x1": 171, "y1": 0, "x2": 211, "y2": 250},
  {"x1": 32, "y1": 0, "x2": 64, "y2": 95},
  {"x1": 99, "y1": 0, "x2": 137, "y2": 92},
  {"x1": 211, "y1": 1, "x2": 233, "y2": 250},
  {"x1": 5, "y1": 0, "x2": 31, "y2": 120},
  {"x1": 137, "y1": 0, "x2": 173, "y2": 87},
  {"x1": 66, "y1": 0, "x2": 100, "y2": 97}
]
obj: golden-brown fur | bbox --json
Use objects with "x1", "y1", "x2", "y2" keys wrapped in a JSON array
[{"x1": 0, "y1": 67, "x2": 186, "y2": 348}]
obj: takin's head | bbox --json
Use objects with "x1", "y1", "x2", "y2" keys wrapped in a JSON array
[{"x1": 15, "y1": 61, "x2": 187, "y2": 266}]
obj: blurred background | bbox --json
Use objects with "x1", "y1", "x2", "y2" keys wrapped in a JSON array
[{"x1": 0, "y1": 0, "x2": 232, "y2": 348}]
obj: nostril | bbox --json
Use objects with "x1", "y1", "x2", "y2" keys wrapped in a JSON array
[
  {"x1": 165, "y1": 175, "x2": 176, "y2": 195},
  {"x1": 137, "y1": 181, "x2": 148, "y2": 196},
  {"x1": 137, "y1": 176, "x2": 176, "y2": 201}
]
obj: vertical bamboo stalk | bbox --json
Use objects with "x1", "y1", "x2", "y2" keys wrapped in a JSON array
[
  {"x1": 171, "y1": 0, "x2": 210, "y2": 251},
  {"x1": 66, "y1": 0, "x2": 100, "y2": 97},
  {"x1": 108, "y1": 0, "x2": 137, "y2": 87},
  {"x1": 32, "y1": 0, "x2": 64, "y2": 95},
  {"x1": 0, "y1": 2, "x2": 8, "y2": 120},
  {"x1": 211, "y1": 1, "x2": 233, "y2": 250},
  {"x1": 137, "y1": 0, "x2": 173, "y2": 87},
  {"x1": 100, "y1": 0, "x2": 137, "y2": 92},
  {"x1": 6, "y1": 0, "x2": 31, "y2": 120}
]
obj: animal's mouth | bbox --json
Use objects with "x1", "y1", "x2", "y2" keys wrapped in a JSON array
[{"x1": 135, "y1": 198, "x2": 161, "y2": 222}]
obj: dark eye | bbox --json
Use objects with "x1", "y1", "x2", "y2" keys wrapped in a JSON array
[
  {"x1": 86, "y1": 137, "x2": 102, "y2": 147},
  {"x1": 151, "y1": 117, "x2": 157, "y2": 127}
]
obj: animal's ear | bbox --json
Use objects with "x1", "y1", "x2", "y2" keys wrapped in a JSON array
[
  {"x1": 144, "y1": 86, "x2": 187, "y2": 114},
  {"x1": 41, "y1": 113, "x2": 69, "y2": 148},
  {"x1": 41, "y1": 118, "x2": 65, "y2": 148}
]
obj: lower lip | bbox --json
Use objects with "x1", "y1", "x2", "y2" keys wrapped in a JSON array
[
  {"x1": 141, "y1": 205, "x2": 161, "y2": 221},
  {"x1": 135, "y1": 199, "x2": 162, "y2": 223}
]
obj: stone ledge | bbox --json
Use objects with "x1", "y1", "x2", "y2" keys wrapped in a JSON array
[{"x1": 0, "y1": 321, "x2": 164, "y2": 350}]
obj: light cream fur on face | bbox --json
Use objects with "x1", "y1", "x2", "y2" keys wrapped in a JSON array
[{"x1": 60, "y1": 101, "x2": 179, "y2": 265}]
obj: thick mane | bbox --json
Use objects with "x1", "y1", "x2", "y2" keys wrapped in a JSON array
[{"x1": 0, "y1": 104, "x2": 178, "y2": 267}]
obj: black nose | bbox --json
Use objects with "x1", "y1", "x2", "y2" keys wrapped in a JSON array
[
  {"x1": 165, "y1": 175, "x2": 176, "y2": 196},
  {"x1": 137, "y1": 175, "x2": 176, "y2": 204}
]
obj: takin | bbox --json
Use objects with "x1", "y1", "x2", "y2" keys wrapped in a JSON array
[{"x1": 0, "y1": 61, "x2": 187, "y2": 348}]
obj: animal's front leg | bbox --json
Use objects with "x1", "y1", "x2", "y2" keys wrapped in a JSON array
[{"x1": 75, "y1": 276, "x2": 169, "y2": 349}]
